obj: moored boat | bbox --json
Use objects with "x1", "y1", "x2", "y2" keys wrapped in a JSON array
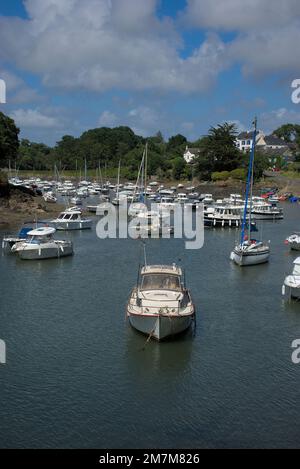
[
  {"x1": 127, "y1": 264, "x2": 195, "y2": 340},
  {"x1": 282, "y1": 257, "x2": 300, "y2": 299},
  {"x1": 285, "y1": 233, "x2": 300, "y2": 251},
  {"x1": 230, "y1": 118, "x2": 270, "y2": 266},
  {"x1": 11, "y1": 227, "x2": 73, "y2": 260},
  {"x1": 51, "y1": 210, "x2": 92, "y2": 230}
]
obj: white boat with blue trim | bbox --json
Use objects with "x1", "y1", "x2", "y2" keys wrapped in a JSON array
[{"x1": 11, "y1": 227, "x2": 73, "y2": 260}]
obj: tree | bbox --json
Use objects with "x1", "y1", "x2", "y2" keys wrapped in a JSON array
[
  {"x1": 196, "y1": 123, "x2": 241, "y2": 179},
  {"x1": 273, "y1": 124, "x2": 300, "y2": 143},
  {"x1": 0, "y1": 111, "x2": 20, "y2": 168}
]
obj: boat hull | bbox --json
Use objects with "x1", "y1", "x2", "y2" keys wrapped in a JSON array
[
  {"x1": 289, "y1": 241, "x2": 300, "y2": 251},
  {"x1": 17, "y1": 244, "x2": 73, "y2": 260},
  {"x1": 128, "y1": 313, "x2": 193, "y2": 340},
  {"x1": 52, "y1": 220, "x2": 92, "y2": 230},
  {"x1": 230, "y1": 248, "x2": 270, "y2": 266},
  {"x1": 283, "y1": 276, "x2": 300, "y2": 299},
  {"x1": 251, "y1": 212, "x2": 283, "y2": 220}
]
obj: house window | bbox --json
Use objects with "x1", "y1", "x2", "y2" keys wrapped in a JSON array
[
  {"x1": 242, "y1": 140, "x2": 245, "y2": 145},
  {"x1": 247, "y1": 140, "x2": 251, "y2": 145}
]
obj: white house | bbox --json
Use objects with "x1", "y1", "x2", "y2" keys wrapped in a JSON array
[
  {"x1": 236, "y1": 130, "x2": 264, "y2": 152},
  {"x1": 183, "y1": 146, "x2": 200, "y2": 163}
]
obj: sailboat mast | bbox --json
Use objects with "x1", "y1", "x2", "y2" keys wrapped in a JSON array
[
  {"x1": 144, "y1": 141, "x2": 148, "y2": 203},
  {"x1": 116, "y1": 159, "x2": 121, "y2": 199},
  {"x1": 240, "y1": 117, "x2": 257, "y2": 245}
]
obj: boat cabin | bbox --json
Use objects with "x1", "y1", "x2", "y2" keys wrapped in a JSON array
[
  {"x1": 57, "y1": 211, "x2": 82, "y2": 221},
  {"x1": 140, "y1": 265, "x2": 183, "y2": 291},
  {"x1": 26, "y1": 227, "x2": 56, "y2": 244}
]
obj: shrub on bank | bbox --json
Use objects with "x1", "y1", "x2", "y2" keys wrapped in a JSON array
[
  {"x1": 211, "y1": 171, "x2": 230, "y2": 181},
  {"x1": 230, "y1": 168, "x2": 247, "y2": 180}
]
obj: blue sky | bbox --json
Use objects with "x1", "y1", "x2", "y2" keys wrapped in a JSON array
[{"x1": 0, "y1": 0, "x2": 300, "y2": 146}]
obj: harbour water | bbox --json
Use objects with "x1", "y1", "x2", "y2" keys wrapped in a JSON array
[{"x1": 1, "y1": 202, "x2": 300, "y2": 448}]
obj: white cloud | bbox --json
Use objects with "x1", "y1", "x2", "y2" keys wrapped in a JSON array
[
  {"x1": 181, "y1": 1, "x2": 300, "y2": 78},
  {"x1": 97, "y1": 110, "x2": 118, "y2": 127},
  {"x1": 10, "y1": 109, "x2": 60, "y2": 128},
  {"x1": 183, "y1": 0, "x2": 300, "y2": 31},
  {"x1": 0, "y1": 69, "x2": 41, "y2": 104},
  {"x1": 260, "y1": 108, "x2": 300, "y2": 134},
  {"x1": 0, "y1": 0, "x2": 227, "y2": 94}
]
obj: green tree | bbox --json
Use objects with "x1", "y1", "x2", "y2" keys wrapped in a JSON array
[
  {"x1": 196, "y1": 123, "x2": 241, "y2": 179},
  {"x1": 0, "y1": 111, "x2": 20, "y2": 168}
]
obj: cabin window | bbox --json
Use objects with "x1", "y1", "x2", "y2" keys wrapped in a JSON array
[{"x1": 141, "y1": 274, "x2": 181, "y2": 291}]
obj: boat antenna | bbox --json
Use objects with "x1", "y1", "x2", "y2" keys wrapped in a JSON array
[{"x1": 241, "y1": 117, "x2": 257, "y2": 245}]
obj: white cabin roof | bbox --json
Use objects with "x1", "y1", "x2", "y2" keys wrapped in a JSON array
[
  {"x1": 141, "y1": 264, "x2": 182, "y2": 276},
  {"x1": 27, "y1": 227, "x2": 56, "y2": 236},
  {"x1": 293, "y1": 257, "x2": 300, "y2": 265}
]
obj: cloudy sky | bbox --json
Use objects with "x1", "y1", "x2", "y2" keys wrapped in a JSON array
[{"x1": 0, "y1": 0, "x2": 300, "y2": 145}]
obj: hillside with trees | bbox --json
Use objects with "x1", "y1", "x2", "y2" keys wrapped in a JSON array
[{"x1": 0, "y1": 110, "x2": 299, "y2": 182}]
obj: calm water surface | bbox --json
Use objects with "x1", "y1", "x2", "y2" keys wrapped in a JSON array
[{"x1": 0, "y1": 202, "x2": 300, "y2": 448}]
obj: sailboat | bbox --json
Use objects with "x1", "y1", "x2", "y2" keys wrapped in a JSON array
[
  {"x1": 128, "y1": 144, "x2": 148, "y2": 216},
  {"x1": 230, "y1": 118, "x2": 270, "y2": 266},
  {"x1": 112, "y1": 160, "x2": 122, "y2": 206}
]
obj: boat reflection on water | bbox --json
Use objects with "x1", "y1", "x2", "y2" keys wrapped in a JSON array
[{"x1": 125, "y1": 324, "x2": 194, "y2": 378}]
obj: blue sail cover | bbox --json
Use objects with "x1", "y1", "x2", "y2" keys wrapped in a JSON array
[{"x1": 18, "y1": 227, "x2": 32, "y2": 238}]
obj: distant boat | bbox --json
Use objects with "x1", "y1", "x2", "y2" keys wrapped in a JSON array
[
  {"x1": 11, "y1": 227, "x2": 73, "y2": 260},
  {"x1": 127, "y1": 264, "x2": 195, "y2": 340},
  {"x1": 51, "y1": 210, "x2": 92, "y2": 230},
  {"x1": 230, "y1": 118, "x2": 270, "y2": 266},
  {"x1": 250, "y1": 204, "x2": 283, "y2": 220},
  {"x1": 43, "y1": 191, "x2": 57, "y2": 203},
  {"x1": 282, "y1": 257, "x2": 300, "y2": 299},
  {"x1": 285, "y1": 233, "x2": 300, "y2": 251}
]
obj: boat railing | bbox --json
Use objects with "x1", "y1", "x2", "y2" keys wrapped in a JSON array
[{"x1": 127, "y1": 287, "x2": 194, "y2": 316}]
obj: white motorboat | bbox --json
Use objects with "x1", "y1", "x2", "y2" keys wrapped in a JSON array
[
  {"x1": 127, "y1": 264, "x2": 195, "y2": 340},
  {"x1": 70, "y1": 196, "x2": 82, "y2": 206},
  {"x1": 285, "y1": 233, "x2": 300, "y2": 251},
  {"x1": 230, "y1": 118, "x2": 270, "y2": 266},
  {"x1": 205, "y1": 205, "x2": 244, "y2": 227},
  {"x1": 201, "y1": 193, "x2": 214, "y2": 205},
  {"x1": 134, "y1": 211, "x2": 173, "y2": 237},
  {"x1": 250, "y1": 204, "x2": 283, "y2": 220},
  {"x1": 43, "y1": 192, "x2": 57, "y2": 203},
  {"x1": 176, "y1": 193, "x2": 189, "y2": 203},
  {"x1": 282, "y1": 257, "x2": 300, "y2": 299},
  {"x1": 11, "y1": 227, "x2": 73, "y2": 260},
  {"x1": 51, "y1": 210, "x2": 92, "y2": 230}
]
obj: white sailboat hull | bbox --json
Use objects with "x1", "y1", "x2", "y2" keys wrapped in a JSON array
[{"x1": 230, "y1": 248, "x2": 270, "y2": 266}]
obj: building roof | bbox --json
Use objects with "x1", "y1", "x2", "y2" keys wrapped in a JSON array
[
  {"x1": 237, "y1": 132, "x2": 253, "y2": 140},
  {"x1": 184, "y1": 147, "x2": 200, "y2": 154},
  {"x1": 264, "y1": 135, "x2": 288, "y2": 147}
]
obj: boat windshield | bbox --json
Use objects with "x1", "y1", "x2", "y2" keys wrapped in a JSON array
[
  {"x1": 140, "y1": 273, "x2": 181, "y2": 291},
  {"x1": 293, "y1": 264, "x2": 300, "y2": 275}
]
